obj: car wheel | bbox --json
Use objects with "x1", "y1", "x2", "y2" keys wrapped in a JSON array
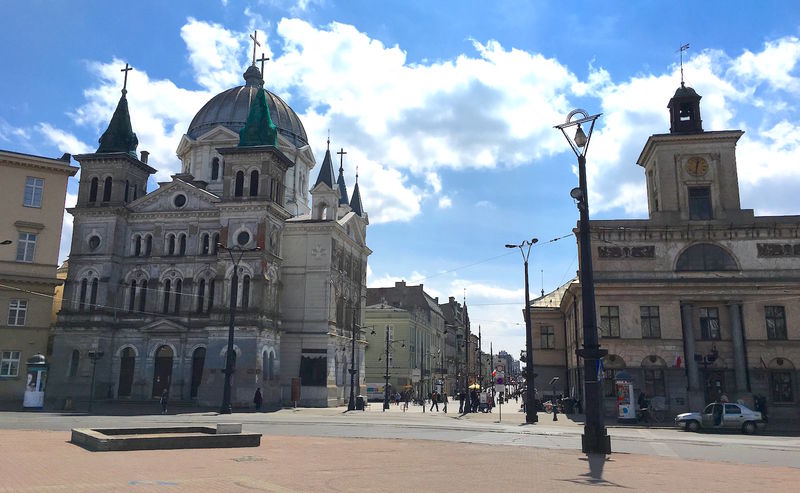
[
  {"x1": 742, "y1": 421, "x2": 756, "y2": 435},
  {"x1": 686, "y1": 420, "x2": 700, "y2": 432}
]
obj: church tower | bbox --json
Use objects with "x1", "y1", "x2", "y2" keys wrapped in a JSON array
[{"x1": 310, "y1": 138, "x2": 340, "y2": 220}]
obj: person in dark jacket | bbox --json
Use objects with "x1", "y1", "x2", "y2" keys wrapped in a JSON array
[
  {"x1": 160, "y1": 388, "x2": 169, "y2": 415},
  {"x1": 253, "y1": 388, "x2": 263, "y2": 411}
]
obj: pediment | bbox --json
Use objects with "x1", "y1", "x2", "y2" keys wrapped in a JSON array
[
  {"x1": 140, "y1": 318, "x2": 188, "y2": 333},
  {"x1": 128, "y1": 179, "x2": 220, "y2": 214},
  {"x1": 196, "y1": 125, "x2": 239, "y2": 142}
]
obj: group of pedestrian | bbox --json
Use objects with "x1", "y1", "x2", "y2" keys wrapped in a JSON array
[{"x1": 427, "y1": 390, "x2": 448, "y2": 412}]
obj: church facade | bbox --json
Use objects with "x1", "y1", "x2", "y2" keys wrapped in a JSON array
[
  {"x1": 530, "y1": 82, "x2": 800, "y2": 422},
  {"x1": 47, "y1": 61, "x2": 370, "y2": 409}
]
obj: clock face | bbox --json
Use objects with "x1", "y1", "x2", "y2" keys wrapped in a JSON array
[{"x1": 686, "y1": 156, "x2": 708, "y2": 176}]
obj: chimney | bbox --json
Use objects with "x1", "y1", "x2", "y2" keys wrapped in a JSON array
[
  {"x1": 449, "y1": 296, "x2": 455, "y2": 303},
  {"x1": 395, "y1": 280, "x2": 406, "y2": 288},
  {"x1": 140, "y1": 150, "x2": 149, "y2": 163}
]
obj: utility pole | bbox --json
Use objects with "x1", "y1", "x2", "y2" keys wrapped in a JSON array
[{"x1": 383, "y1": 325, "x2": 390, "y2": 411}]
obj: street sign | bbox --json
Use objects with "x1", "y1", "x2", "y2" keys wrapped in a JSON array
[
  {"x1": 496, "y1": 363, "x2": 505, "y2": 373},
  {"x1": 494, "y1": 371, "x2": 505, "y2": 393}
]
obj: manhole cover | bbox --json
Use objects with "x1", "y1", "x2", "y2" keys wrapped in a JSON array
[{"x1": 232, "y1": 455, "x2": 266, "y2": 462}]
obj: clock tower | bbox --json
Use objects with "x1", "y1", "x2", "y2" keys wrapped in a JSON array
[{"x1": 636, "y1": 84, "x2": 753, "y2": 223}]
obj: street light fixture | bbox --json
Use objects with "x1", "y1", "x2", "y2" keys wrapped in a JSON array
[
  {"x1": 218, "y1": 242, "x2": 261, "y2": 414},
  {"x1": 87, "y1": 350, "x2": 104, "y2": 413},
  {"x1": 371, "y1": 327, "x2": 405, "y2": 411},
  {"x1": 0, "y1": 240, "x2": 12, "y2": 245},
  {"x1": 506, "y1": 237, "x2": 538, "y2": 424},
  {"x1": 554, "y1": 109, "x2": 611, "y2": 454}
]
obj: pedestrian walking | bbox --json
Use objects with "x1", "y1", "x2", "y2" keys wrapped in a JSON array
[
  {"x1": 458, "y1": 391, "x2": 465, "y2": 414},
  {"x1": 403, "y1": 391, "x2": 410, "y2": 412},
  {"x1": 160, "y1": 388, "x2": 169, "y2": 415},
  {"x1": 442, "y1": 392, "x2": 448, "y2": 413},
  {"x1": 253, "y1": 387, "x2": 263, "y2": 411},
  {"x1": 430, "y1": 390, "x2": 439, "y2": 412}
]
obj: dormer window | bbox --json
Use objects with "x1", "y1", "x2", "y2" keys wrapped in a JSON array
[{"x1": 688, "y1": 186, "x2": 712, "y2": 220}]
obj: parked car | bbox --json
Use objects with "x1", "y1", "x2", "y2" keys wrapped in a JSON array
[{"x1": 675, "y1": 402, "x2": 766, "y2": 434}]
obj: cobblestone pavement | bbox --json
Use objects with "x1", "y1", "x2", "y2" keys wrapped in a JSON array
[{"x1": 1, "y1": 429, "x2": 799, "y2": 492}]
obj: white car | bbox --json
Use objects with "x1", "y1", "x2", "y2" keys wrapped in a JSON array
[{"x1": 675, "y1": 402, "x2": 766, "y2": 434}]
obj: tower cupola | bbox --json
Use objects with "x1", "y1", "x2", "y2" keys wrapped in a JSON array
[{"x1": 668, "y1": 82, "x2": 703, "y2": 134}]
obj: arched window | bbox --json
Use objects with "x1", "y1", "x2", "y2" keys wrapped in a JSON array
[
  {"x1": 139, "y1": 280, "x2": 148, "y2": 313},
  {"x1": 144, "y1": 235, "x2": 152, "y2": 256},
  {"x1": 167, "y1": 235, "x2": 175, "y2": 256},
  {"x1": 212, "y1": 233, "x2": 219, "y2": 254},
  {"x1": 268, "y1": 351, "x2": 275, "y2": 380},
  {"x1": 250, "y1": 170, "x2": 259, "y2": 196},
  {"x1": 234, "y1": 171, "x2": 244, "y2": 197},
  {"x1": 134, "y1": 236, "x2": 141, "y2": 256},
  {"x1": 211, "y1": 157, "x2": 220, "y2": 180},
  {"x1": 124, "y1": 180, "x2": 130, "y2": 202},
  {"x1": 133, "y1": 184, "x2": 138, "y2": 200},
  {"x1": 178, "y1": 234, "x2": 186, "y2": 256},
  {"x1": 69, "y1": 349, "x2": 80, "y2": 377},
  {"x1": 162, "y1": 279, "x2": 171, "y2": 314},
  {"x1": 196, "y1": 279, "x2": 206, "y2": 313},
  {"x1": 102, "y1": 177, "x2": 112, "y2": 202},
  {"x1": 89, "y1": 279, "x2": 98, "y2": 311},
  {"x1": 207, "y1": 280, "x2": 215, "y2": 313},
  {"x1": 89, "y1": 177, "x2": 98, "y2": 203},
  {"x1": 174, "y1": 279, "x2": 182, "y2": 314},
  {"x1": 128, "y1": 280, "x2": 137, "y2": 312},
  {"x1": 676, "y1": 243, "x2": 738, "y2": 272},
  {"x1": 242, "y1": 275, "x2": 250, "y2": 309},
  {"x1": 201, "y1": 234, "x2": 209, "y2": 255}
]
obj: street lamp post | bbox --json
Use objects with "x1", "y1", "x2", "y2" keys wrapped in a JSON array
[
  {"x1": 87, "y1": 350, "x2": 104, "y2": 413},
  {"x1": 348, "y1": 320, "x2": 359, "y2": 411},
  {"x1": 554, "y1": 109, "x2": 611, "y2": 454},
  {"x1": 218, "y1": 243, "x2": 261, "y2": 415},
  {"x1": 506, "y1": 238, "x2": 539, "y2": 424},
  {"x1": 371, "y1": 326, "x2": 404, "y2": 411}
]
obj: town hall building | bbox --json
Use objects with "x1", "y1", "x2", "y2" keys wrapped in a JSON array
[{"x1": 47, "y1": 55, "x2": 371, "y2": 409}]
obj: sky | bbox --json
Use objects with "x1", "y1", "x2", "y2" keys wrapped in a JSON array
[{"x1": 2, "y1": 1, "x2": 800, "y2": 357}]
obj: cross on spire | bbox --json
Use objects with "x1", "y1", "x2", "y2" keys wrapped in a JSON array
[
  {"x1": 337, "y1": 147, "x2": 347, "y2": 172},
  {"x1": 120, "y1": 63, "x2": 133, "y2": 94},
  {"x1": 678, "y1": 43, "x2": 690, "y2": 86},
  {"x1": 256, "y1": 52, "x2": 270, "y2": 75},
  {"x1": 355, "y1": 165, "x2": 359, "y2": 183},
  {"x1": 327, "y1": 129, "x2": 330, "y2": 150},
  {"x1": 250, "y1": 30, "x2": 261, "y2": 66}
]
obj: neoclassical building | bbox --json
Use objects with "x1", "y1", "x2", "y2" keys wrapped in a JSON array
[
  {"x1": 530, "y1": 82, "x2": 799, "y2": 421},
  {"x1": 48, "y1": 61, "x2": 370, "y2": 409}
]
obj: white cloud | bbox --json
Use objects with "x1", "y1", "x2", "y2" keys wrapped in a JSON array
[
  {"x1": 438, "y1": 196, "x2": 452, "y2": 209},
  {"x1": 180, "y1": 18, "x2": 245, "y2": 93},
  {"x1": 36, "y1": 123, "x2": 92, "y2": 155}
]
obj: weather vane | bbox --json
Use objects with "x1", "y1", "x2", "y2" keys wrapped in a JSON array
[{"x1": 679, "y1": 43, "x2": 690, "y2": 86}]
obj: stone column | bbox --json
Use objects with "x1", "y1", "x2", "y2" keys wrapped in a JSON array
[
  {"x1": 729, "y1": 302, "x2": 748, "y2": 394},
  {"x1": 681, "y1": 303, "x2": 703, "y2": 410}
]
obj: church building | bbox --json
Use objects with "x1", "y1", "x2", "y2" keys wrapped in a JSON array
[{"x1": 47, "y1": 52, "x2": 370, "y2": 409}]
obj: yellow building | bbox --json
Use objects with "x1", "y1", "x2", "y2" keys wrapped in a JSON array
[{"x1": 0, "y1": 150, "x2": 77, "y2": 406}]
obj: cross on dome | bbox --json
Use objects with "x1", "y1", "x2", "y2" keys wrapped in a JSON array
[
  {"x1": 250, "y1": 30, "x2": 261, "y2": 66},
  {"x1": 257, "y1": 53, "x2": 270, "y2": 75}
]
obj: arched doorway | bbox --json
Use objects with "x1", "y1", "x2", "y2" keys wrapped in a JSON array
[
  {"x1": 152, "y1": 345, "x2": 173, "y2": 398},
  {"x1": 118, "y1": 347, "x2": 136, "y2": 397},
  {"x1": 190, "y1": 347, "x2": 206, "y2": 399}
]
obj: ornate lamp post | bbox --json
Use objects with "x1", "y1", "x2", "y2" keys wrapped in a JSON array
[
  {"x1": 554, "y1": 109, "x2": 611, "y2": 454},
  {"x1": 371, "y1": 326, "x2": 405, "y2": 411},
  {"x1": 87, "y1": 350, "x2": 104, "y2": 414},
  {"x1": 218, "y1": 243, "x2": 261, "y2": 415},
  {"x1": 506, "y1": 238, "x2": 539, "y2": 424}
]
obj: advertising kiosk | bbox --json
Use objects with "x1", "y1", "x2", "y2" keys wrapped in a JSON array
[
  {"x1": 23, "y1": 353, "x2": 47, "y2": 409},
  {"x1": 614, "y1": 370, "x2": 635, "y2": 423}
]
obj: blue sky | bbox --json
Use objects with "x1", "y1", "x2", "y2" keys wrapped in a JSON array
[{"x1": 2, "y1": 1, "x2": 800, "y2": 355}]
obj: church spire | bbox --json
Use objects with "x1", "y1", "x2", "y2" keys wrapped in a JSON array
[
  {"x1": 314, "y1": 135, "x2": 336, "y2": 188},
  {"x1": 349, "y1": 167, "x2": 364, "y2": 216},
  {"x1": 97, "y1": 62, "x2": 139, "y2": 156},
  {"x1": 336, "y1": 147, "x2": 349, "y2": 205},
  {"x1": 238, "y1": 80, "x2": 278, "y2": 147}
]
